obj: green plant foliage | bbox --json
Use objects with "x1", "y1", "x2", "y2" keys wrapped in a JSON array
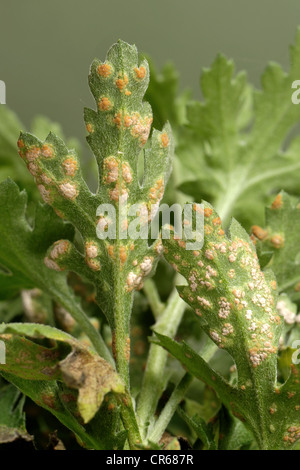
[
  {"x1": 0, "y1": 178, "x2": 109, "y2": 358},
  {"x1": 0, "y1": 384, "x2": 32, "y2": 445},
  {"x1": 176, "y1": 29, "x2": 300, "y2": 229},
  {"x1": 252, "y1": 192, "x2": 300, "y2": 300},
  {"x1": 18, "y1": 41, "x2": 172, "y2": 361},
  {"x1": 0, "y1": 106, "x2": 81, "y2": 199},
  {"x1": 4, "y1": 40, "x2": 173, "y2": 449},
  {"x1": 0, "y1": 323, "x2": 127, "y2": 449},
  {"x1": 0, "y1": 323, "x2": 124, "y2": 422},
  {"x1": 1, "y1": 33, "x2": 300, "y2": 450},
  {"x1": 157, "y1": 202, "x2": 300, "y2": 449},
  {"x1": 177, "y1": 406, "x2": 216, "y2": 450}
]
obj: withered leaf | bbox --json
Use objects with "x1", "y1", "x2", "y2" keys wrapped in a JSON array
[
  {"x1": 0, "y1": 323, "x2": 125, "y2": 424},
  {"x1": 60, "y1": 349, "x2": 124, "y2": 423}
]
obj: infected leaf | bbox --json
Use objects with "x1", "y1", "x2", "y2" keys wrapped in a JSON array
[
  {"x1": 60, "y1": 349, "x2": 124, "y2": 423},
  {"x1": 0, "y1": 323, "x2": 125, "y2": 423}
]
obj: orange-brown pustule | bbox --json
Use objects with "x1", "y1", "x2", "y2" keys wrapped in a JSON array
[
  {"x1": 119, "y1": 245, "x2": 127, "y2": 265},
  {"x1": 251, "y1": 225, "x2": 268, "y2": 241},
  {"x1": 85, "y1": 242, "x2": 98, "y2": 259},
  {"x1": 134, "y1": 66, "x2": 146, "y2": 79},
  {"x1": 86, "y1": 123, "x2": 94, "y2": 133},
  {"x1": 50, "y1": 240, "x2": 70, "y2": 259},
  {"x1": 122, "y1": 162, "x2": 132, "y2": 184},
  {"x1": 25, "y1": 146, "x2": 41, "y2": 161},
  {"x1": 124, "y1": 114, "x2": 132, "y2": 127},
  {"x1": 109, "y1": 183, "x2": 129, "y2": 203},
  {"x1": 116, "y1": 74, "x2": 128, "y2": 91},
  {"x1": 59, "y1": 182, "x2": 78, "y2": 200},
  {"x1": 116, "y1": 78, "x2": 125, "y2": 91},
  {"x1": 42, "y1": 144, "x2": 54, "y2": 158},
  {"x1": 130, "y1": 113, "x2": 152, "y2": 146},
  {"x1": 271, "y1": 194, "x2": 283, "y2": 209},
  {"x1": 97, "y1": 63, "x2": 111, "y2": 78},
  {"x1": 113, "y1": 112, "x2": 122, "y2": 128},
  {"x1": 86, "y1": 258, "x2": 101, "y2": 271},
  {"x1": 107, "y1": 244, "x2": 115, "y2": 259},
  {"x1": 63, "y1": 157, "x2": 78, "y2": 177},
  {"x1": 204, "y1": 207, "x2": 213, "y2": 218},
  {"x1": 98, "y1": 97, "x2": 112, "y2": 111},
  {"x1": 103, "y1": 156, "x2": 119, "y2": 184},
  {"x1": 271, "y1": 234, "x2": 284, "y2": 248},
  {"x1": 270, "y1": 280, "x2": 277, "y2": 290},
  {"x1": 160, "y1": 132, "x2": 169, "y2": 148},
  {"x1": 193, "y1": 204, "x2": 204, "y2": 214},
  {"x1": 213, "y1": 217, "x2": 221, "y2": 226},
  {"x1": 124, "y1": 337, "x2": 130, "y2": 361},
  {"x1": 149, "y1": 178, "x2": 164, "y2": 202}
]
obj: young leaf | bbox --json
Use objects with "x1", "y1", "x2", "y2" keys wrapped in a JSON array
[
  {"x1": 177, "y1": 29, "x2": 300, "y2": 228},
  {"x1": 177, "y1": 406, "x2": 216, "y2": 450},
  {"x1": 217, "y1": 406, "x2": 254, "y2": 450},
  {"x1": 142, "y1": 56, "x2": 189, "y2": 129},
  {"x1": 252, "y1": 192, "x2": 300, "y2": 300},
  {"x1": 0, "y1": 107, "x2": 33, "y2": 192}
]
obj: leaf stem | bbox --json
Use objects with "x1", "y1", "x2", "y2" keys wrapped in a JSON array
[
  {"x1": 136, "y1": 286, "x2": 186, "y2": 440},
  {"x1": 143, "y1": 278, "x2": 165, "y2": 320},
  {"x1": 116, "y1": 392, "x2": 142, "y2": 449},
  {"x1": 113, "y1": 278, "x2": 142, "y2": 448},
  {"x1": 149, "y1": 338, "x2": 218, "y2": 443},
  {"x1": 148, "y1": 372, "x2": 194, "y2": 443}
]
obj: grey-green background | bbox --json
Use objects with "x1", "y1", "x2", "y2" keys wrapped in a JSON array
[{"x1": 1, "y1": 0, "x2": 300, "y2": 150}]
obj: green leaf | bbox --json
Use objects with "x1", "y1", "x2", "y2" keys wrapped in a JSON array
[
  {"x1": 0, "y1": 107, "x2": 33, "y2": 192},
  {"x1": 143, "y1": 56, "x2": 190, "y2": 130},
  {"x1": 177, "y1": 406, "x2": 216, "y2": 450},
  {"x1": 18, "y1": 41, "x2": 173, "y2": 328},
  {"x1": 0, "y1": 373, "x2": 97, "y2": 449},
  {"x1": 0, "y1": 384, "x2": 32, "y2": 445},
  {"x1": 0, "y1": 178, "x2": 110, "y2": 361},
  {"x1": 30, "y1": 115, "x2": 82, "y2": 155},
  {"x1": 252, "y1": 192, "x2": 300, "y2": 300},
  {"x1": 18, "y1": 43, "x2": 173, "y2": 436},
  {"x1": 1, "y1": 371, "x2": 127, "y2": 450},
  {"x1": 0, "y1": 106, "x2": 81, "y2": 201},
  {"x1": 0, "y1": 297, "x2": 23, "y2": 323},
  {"x1": 217, "y1": 406, "x2": 254, "y2": 450},
  {"x1": 152, "y1": 332, "x2": 235, "y2": 412},
  {"x1": 176, "y1": 29, "x2": 300, "y2": 228},
  {"x1": 0, "y1": 178, "x2": 74, "y2": 299},
  {"x1": 160, "y1": 202, "x2": 300, "y2": 449}
]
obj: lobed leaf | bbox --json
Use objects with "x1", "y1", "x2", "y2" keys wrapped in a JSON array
[
  {"x1": 176, "y1": 29, "x2": 300, "y2": 228},
  {"x1": 252, "y1": 191, "x2": 300, "y2": 300},
  {"x1": 160, "y1": 202, "x2": 299, "y2": 448}
]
